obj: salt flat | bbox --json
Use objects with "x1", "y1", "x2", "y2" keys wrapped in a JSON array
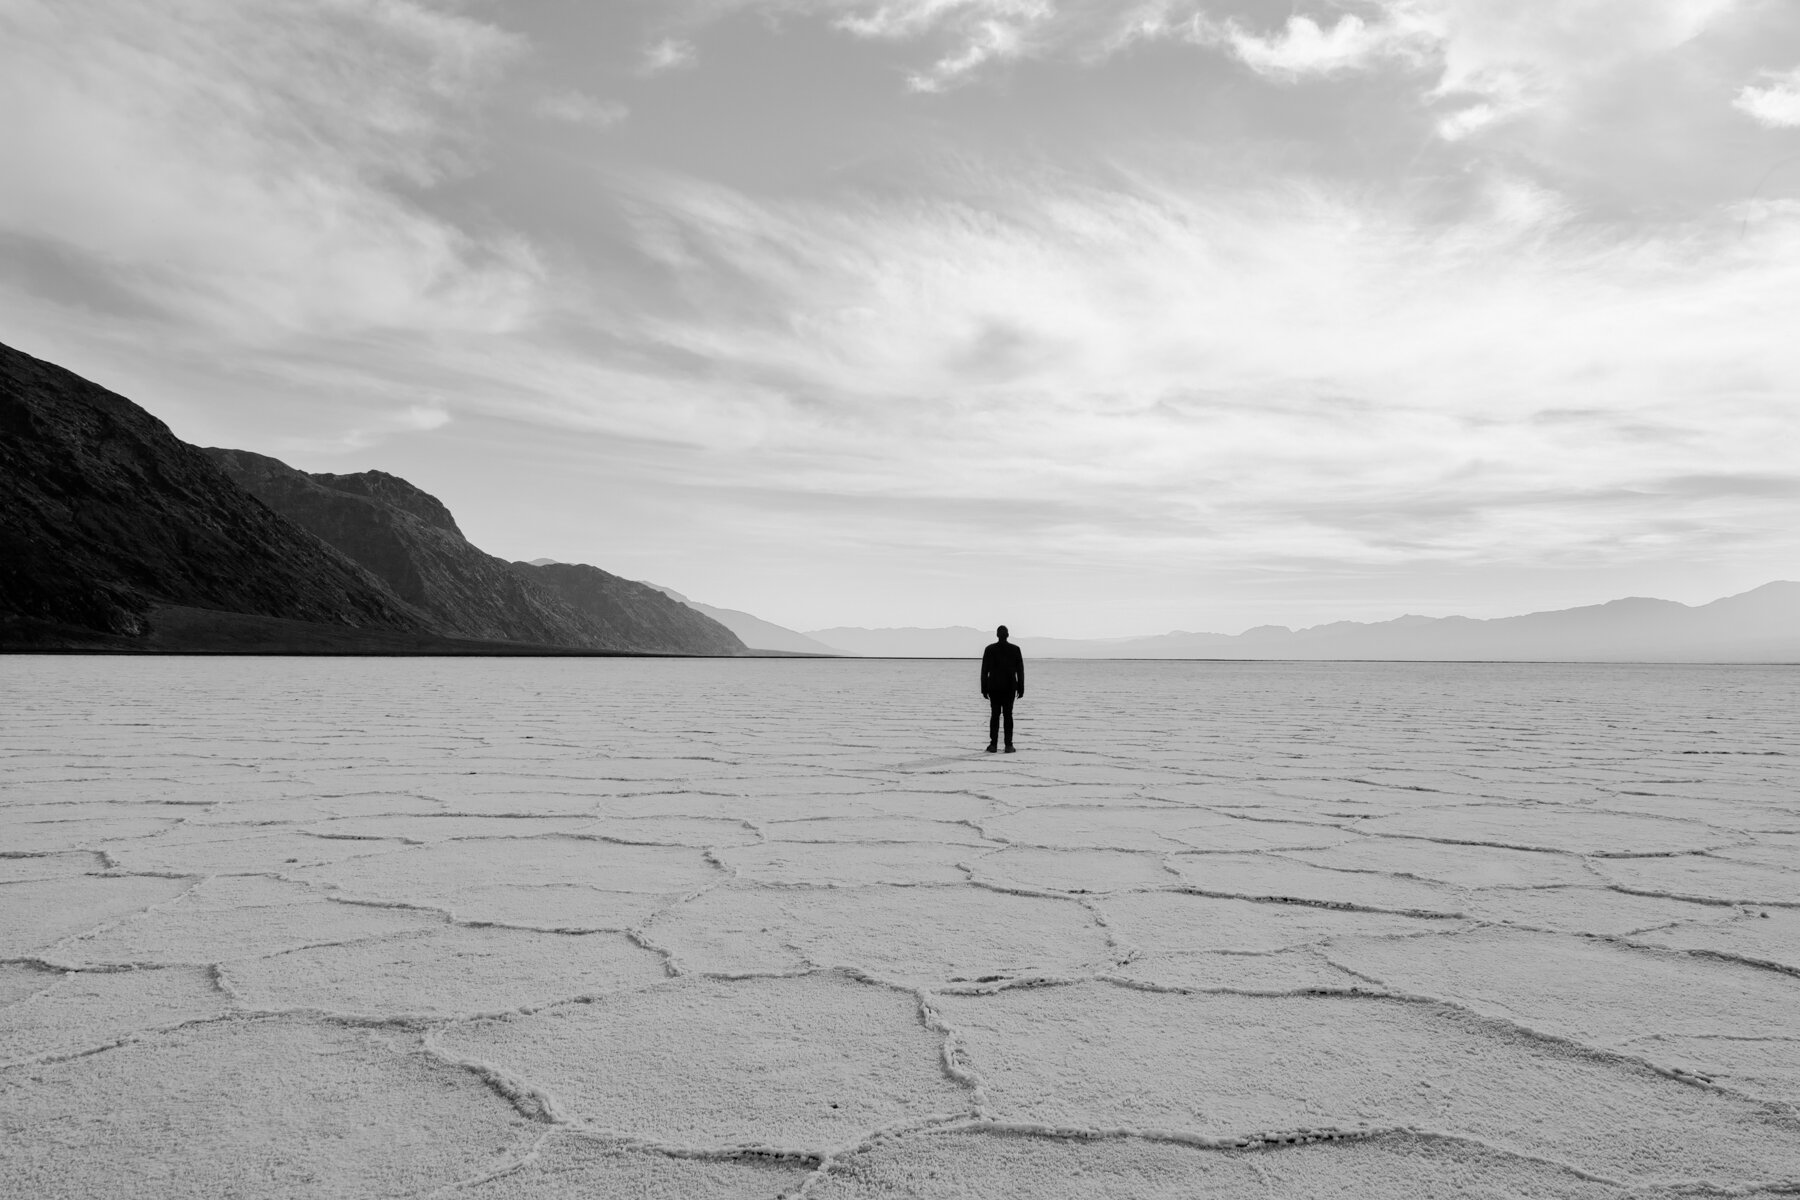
[{"x1": 2, "y1": 657, "x2": 1798, "y2": 1198}]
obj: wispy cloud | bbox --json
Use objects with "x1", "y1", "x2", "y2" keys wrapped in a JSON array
[
  {"x1": 281, "y1": 401, "x2": 453, "y2": 455},
  {"x1": 830, "y1": 0, "x2": 1052, "y2": 89},
  {"x1": 478, "y1": 163, "x2": 1800, "y2": 575},
  {"x1": 1420, "y1": 0, "x2": 1740, "y2": 133},
  {"x1": 534, "y1": 90, "x2": 630, "y2": 128},
  {"x1": 0, "y1": 0, "x2": 540, "y2": 340},
  {"x1": 1189, "y1": 0, "x2": 1746, "y2": 141},
  {"x1": 660, "y1": 0, "x2": 1749, "y2": 138}
]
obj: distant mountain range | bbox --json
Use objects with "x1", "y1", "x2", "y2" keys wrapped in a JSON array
[
  {"x1": 1, "y1": 339, "x2": 743, "y2": 655},
  {"x1": 804, "y1": 585, "x2": 1800, "y2": 661},
  {"x1": 644, "y1": 585, "x2": 838, "y2": 655}
]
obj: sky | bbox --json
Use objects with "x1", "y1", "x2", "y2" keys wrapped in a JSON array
[{"x1": 3, "y1": 0, "x2": 1799, "y2": 638}]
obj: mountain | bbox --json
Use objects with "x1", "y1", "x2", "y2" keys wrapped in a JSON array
[
  {"x1": 811, "y1": 586, "x2": 1800, "y2": 661},
  {"x1": 204, "y1": 449, "x2": 745, "y2": 656},
  {"x1": 0, "y1": 337, "x2": 743, "y2": 655},
  {"x1": 529, "y1": 563, "x2": 747, "y2": 656},
  {"x1": 647, "y1": 585, "x2": 838, "y2": 655},
  {"x1": 1047, "y1": 585, "x2": 1800, "y2": 661},
  {"x1": 0, "y1": 339, "x2": 428, "y2": 645}
]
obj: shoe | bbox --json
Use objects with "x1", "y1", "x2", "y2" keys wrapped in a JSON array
[
  {"x1": 1004, "y1": 745, "x2": 1017, "y2": 753},
  {"x1": 985, "y1": 743, "x2": 998, "y2": 753}
]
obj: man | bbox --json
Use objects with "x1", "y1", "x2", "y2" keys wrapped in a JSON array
[{"x1": 980, "y1": 624, "x2": 1024, "y2": 753}]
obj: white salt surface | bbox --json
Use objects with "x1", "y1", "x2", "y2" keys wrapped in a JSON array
[{"x1": 3, "y1": 657, "x2": 1797, "y2": 1197}]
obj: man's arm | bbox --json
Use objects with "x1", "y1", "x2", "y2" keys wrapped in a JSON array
[
  {"x1": 1014, "y1": 645, "x2": 1025, "y2": 697},
  {"x1": 979, "y1": 646, "x2": 991, "y2": 697}
]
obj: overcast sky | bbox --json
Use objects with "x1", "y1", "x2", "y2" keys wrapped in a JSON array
[{"x1": 4, "y1": 0, "x2": 1798, "y2": 636}]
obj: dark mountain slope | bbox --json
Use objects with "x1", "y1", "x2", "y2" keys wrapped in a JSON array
[
  {"x1": 204, "y1": 448, "x2": 584, "y2": 645},
  {"x1": 531, "y1": 565, "x2": 747, "y2": 656},
  {"x1": 0, "y1": 340, "x2": 426, "y2": 643},
  {"x1": 205, "y1": 449, "x2": 745, "y2": 656}
]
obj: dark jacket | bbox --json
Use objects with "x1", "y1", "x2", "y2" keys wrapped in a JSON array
[{"x1": 981, "y1": 640, "x2": 1024, "y2": 698}]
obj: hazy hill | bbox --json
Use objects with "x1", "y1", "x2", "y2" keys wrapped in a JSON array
[
  {"x1": 0, "y1": 339, "x2": 427, "y2": 645},
  {"x1": 1042, "y1": 585, "x2": 1800, "y2": 661},
  {"x1": 811, "y1": 585, "x2": 1800, "y2": 661},
  {"x1": 206, "y1": 449, "x2": 744, "y2": 656},
  {"x1": 647, "y1": 585, "x2": 838, "y2": 655}
]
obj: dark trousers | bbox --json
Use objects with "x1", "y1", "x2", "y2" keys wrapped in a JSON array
[{"x1": 988, "y1": 694, "x2": 1015, "y2": 747}]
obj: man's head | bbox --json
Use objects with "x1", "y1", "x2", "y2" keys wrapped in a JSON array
[{"x1": 996, "y1": 625, "x2": 1009, "y2": 641}]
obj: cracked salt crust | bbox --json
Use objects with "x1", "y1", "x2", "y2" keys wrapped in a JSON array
[
  {"x1": 805, "y1": 1128, "x2": 1628, "y2": 1198},
  {"x1": 1106, "y1": 949, "x2": 1368, "y2": 994},
  {"x1": 1, "y1": 874, "x2": 194, "y2": 957},
  {"x1": 0, "y1": 851, "x2": 107, "y2": 884},
  {"x1": 1, "y1": 816, "x2": 181, "y2": 854},
  {"x1": 98, "y1": 826, "x2": 407, "y2": 875},
  {"x1": 294, "y1": 836, "x2": 719, "y2": 902},
  {"x1": 1324, "y1": 926, "x2": 1800, "y2": 1094},
  {"x1": 1099, "y1": 890, "x2": 1456, "y2": 955},
  {"x1": 716, "y1": 841, "x2": 979, "y2": 885},
  {"x1": 221, "y1": 925, "x2": 669, "y2": 1019},
  {"x1": 1463, "y1": 884, "x2": 1729, "y2": 936},
  {"x1": 0, "y1": 1017, "x2": 538, "y2": 1198},
  {"x1": 48, "y1": 875, "x2": 442, "y2": 967},
  {"x1": 579, "y1": 814, "x2": 762, "y2": 847},
  {"x1": 1168, "y1": 851, "x2": 1465, "y2": 915},
  {"x1": 1283, "y1": 837, "x2": 1596, "y2": 888},
  {"x1": 447, "y1": 1130, "x2": 814, "y2": 1197},
  {"x1": 966, "y1": 846, "x2": 1181, "y2": 893},
  {"x1": 1630, "y1": 905, "x2": 1800, "y2": 973},
  {"x1": 932, "y1": 982, "x2": 1800, "y2": 1184},
  {"x1": 3, "y1": 656, "x2": 1798, "y2": 1197},
  {"x1": 1356, "y1": 803, "x2": 1733, "y2": 855},
  {"x1": 438, "y1": 972, "x2": 971, "y2": 1147},
  {"x1": 766, "y1": 815, "x2": 998, "y2": 846},
  {"x1": 1597, "y1": 854, "x2": 1800, "y2": 905},
  {"x1": 301, "y1": 814, "x2": 599, "y2": 843},
  {"x1": 0, "y1": 964, "x2": 231, "y2": 1065}
]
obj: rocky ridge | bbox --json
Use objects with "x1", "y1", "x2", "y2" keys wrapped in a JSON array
[
  {"x1": 205, "y1": 449, "x2": 744, "y2": 656},
  {"x1": 0, "y1": 340, "x2": 427, "y2": 643},
  {"x1": 0, "y1": 339, "x2": 745, "y2": 655}
]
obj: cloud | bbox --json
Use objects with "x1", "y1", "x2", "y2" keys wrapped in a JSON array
[
  {"x1": 832, "y1": 0, "x2": 1051, "y2": 40},
  {"x1": 1735, "y1": 66, "x2": 1800, "y2": 127},
  {"x1": 642, "y1": 37, "x2": 698, "y2": 73},
  {"x1": 1212, "y1": 11, "x2": 1441, "y2": 79},
  {"x1": 1434, "y1": 101, "x2": 1502, "y2": 140},
  {"x1": 278, "y1": 400, "x2": 452, "y2": 455},
  {"x1": 1197, "y1": 0, "x2": 1745, "y2": 136},
  {"x1": 905, "y1": 15, "x2": 1033, "y2": 90},
  {"x1": 656, "y1": 0, "x2": 1751, "y2": 139},
  {"x1": 0, "y1": 0, "x2": 540, "y2": 340},
  {"x1": 483, "y1": 162, "x2": 1800, "y2": 576},
  {"x1": 534, "y1": 90, "x2": 629, "y2": 128},
  {"x1": 1421, "y1": 0, "x2": 1740, "y2": 127},
  {"x1": 828, "y1": 0, "x2": 1051, "y2": 89}
]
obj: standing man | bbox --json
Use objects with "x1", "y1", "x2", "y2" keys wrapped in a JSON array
[{"x1": 980, "y1": 625, "x2": 1024, "y2": 753}]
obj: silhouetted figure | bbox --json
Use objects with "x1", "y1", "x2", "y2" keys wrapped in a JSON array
[{"x1": 980, "y1": 625, "x2": 1024, "y2": 753}]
